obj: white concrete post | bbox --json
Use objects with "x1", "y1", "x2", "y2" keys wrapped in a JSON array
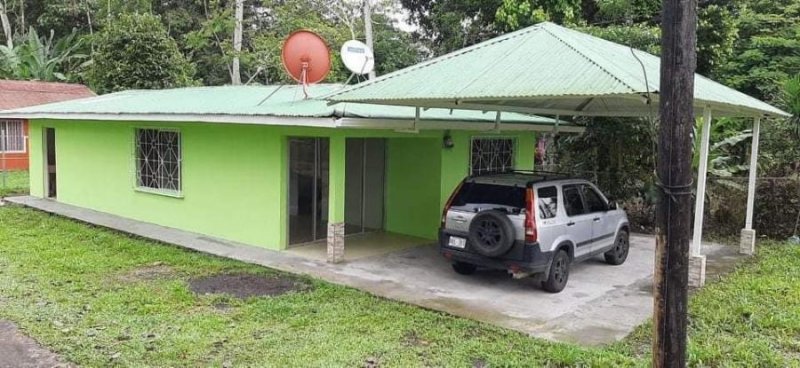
[
  {"x1": 740, "y1": 117, "x2": 761, "y2": 255},
  {"x1": 689, "y1": 107, "x2": 711, "y2": 287}
]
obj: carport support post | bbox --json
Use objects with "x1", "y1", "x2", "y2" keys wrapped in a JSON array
[
  {"x1": 740, "y1": 117, "x2": 761, "y2": 255},
  {"x1": 689, "y1": 107, "x2": 712, "y2": 287},
  {"x1": 327, "y1": 136, "x2": 346, "y2": 263}
]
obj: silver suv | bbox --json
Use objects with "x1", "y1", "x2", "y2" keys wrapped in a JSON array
[{"x1": 439, "y1": 171, "x2": 630, "y2": 293}]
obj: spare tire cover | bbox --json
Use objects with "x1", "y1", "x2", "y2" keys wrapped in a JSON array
[{"x1": 468, "y1": 210, "x2": 515, "y2": 257}]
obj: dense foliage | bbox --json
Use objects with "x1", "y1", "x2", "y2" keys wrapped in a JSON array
[{"x1": 87, "y1": 13, "x2": 197, "y2": 93}]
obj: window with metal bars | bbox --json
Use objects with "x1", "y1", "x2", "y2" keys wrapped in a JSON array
[
  {"x1": 135, "y1": 128, "x2": 182, "y2": 194},
  {"x1": 0, "y1": 120, "x2": 26, "y2": 153},
  {"x1": 470, "y1": 137, "x2": 515, "y2": 176}
]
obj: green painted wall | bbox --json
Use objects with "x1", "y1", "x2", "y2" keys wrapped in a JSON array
[
  {"x1": 384, "y1": 138, "x2": 442, "y2": 239},
  {"x1": 29, "y1": 120, "x2": 286, "y2": 249},
  {"x1": 27, "y1": 119, "x2": 536, "y2": 248}
]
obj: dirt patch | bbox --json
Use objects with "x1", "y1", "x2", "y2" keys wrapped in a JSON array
[
  {"x1": 188, "y1": 273, "x2": 308, "y2": 299},
  {"x1": 115, "y1": 262, "x2": 176, "y2": 283},
  {"x1": 0, "y1": 320, "x2": 73, "y2": 368}
]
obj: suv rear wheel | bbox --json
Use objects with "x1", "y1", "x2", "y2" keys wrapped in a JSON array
[
  {"x1": 542, "y1": 249, "x2": 570, "y2": 293},
  {"x1": 604, "y1": 230, "x2": 630, "y2": 265},
  {"x1": 452, "y1": 262, "x2": 477, "y2": 275}
]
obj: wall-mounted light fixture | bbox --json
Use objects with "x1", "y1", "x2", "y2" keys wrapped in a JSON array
[{"x1": 443, "y1": 131, "x2": 455, "y2": 149}]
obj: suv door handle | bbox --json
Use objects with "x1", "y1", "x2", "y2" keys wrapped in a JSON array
[
  {"x1": 566, "y1": 221, "x2": 576, "y2": 226},
  {"x1": 593, "y1": 217, "x2": 601, "y2": 222}
]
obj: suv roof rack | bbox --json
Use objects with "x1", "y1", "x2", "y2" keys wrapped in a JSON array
[{"x1": 469, "y1": 169, "x2": 581, "y2": 185}]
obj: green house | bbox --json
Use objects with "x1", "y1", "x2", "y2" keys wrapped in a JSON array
[{"x1": 1, "y1": 84, "x2": 579, "y2": 262}]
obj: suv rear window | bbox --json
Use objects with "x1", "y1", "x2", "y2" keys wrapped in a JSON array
[{"x1": 451, "y1": 182, "x2": 526, "y2": 210}]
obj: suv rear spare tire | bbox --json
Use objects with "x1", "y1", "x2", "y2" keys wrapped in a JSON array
[{"x1": 467, "y1": 210, "x2": 515, "y2": 257}]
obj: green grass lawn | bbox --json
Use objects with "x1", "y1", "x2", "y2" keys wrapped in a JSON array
[
  {"x1": 0, "y1": 170, "x2": 29, "y2": 197},
  {"x1": 0, "y1": 206, "x2": 798, "y2": 367}
]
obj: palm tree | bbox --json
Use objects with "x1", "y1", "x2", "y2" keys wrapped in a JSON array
[{"x1": 0, "y1": 27, "x2": 89, "y2": 81}]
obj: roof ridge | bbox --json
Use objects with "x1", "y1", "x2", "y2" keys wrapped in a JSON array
[
  {"x1": 323, "y1": 24, "x2": 548, "y2": 100},
  {"x1": 541, "y1": 24, "x2": 640, "y2": 94}
]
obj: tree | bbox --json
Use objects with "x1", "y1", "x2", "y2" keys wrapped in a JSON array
[
  {"x1": 87, "y1": 13, "x2": 196, "y2": 93},
  {"x1": 0, "y1": 0, "x2": 12, "y2": 47},
  {"x1": 400, "y1": 0, "x2": 503, "y2": 55},
  {"x1": 717, "y1": 0, "x2": 800, "y2": 102},
  {"x1": 0, "y1": 27, "x2": 88, "y2": 81},
  {"x1": 495, "y1": 0, "x2": 583, "y2": 31}
]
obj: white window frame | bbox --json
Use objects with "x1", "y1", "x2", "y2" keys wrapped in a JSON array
[
  {"x1": 469, "y1": 136, "x2": 517, "y2": 176},
  {"x1": 133, "y1": 127, "x2": 183, "y2": 197},
  {"x1": 0, "y1": 119, "x2": 27, "y2": 154}
]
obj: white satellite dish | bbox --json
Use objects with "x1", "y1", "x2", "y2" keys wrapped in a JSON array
[{"x1": 340, "y1": 40, "x2": 375, "y2": 75}]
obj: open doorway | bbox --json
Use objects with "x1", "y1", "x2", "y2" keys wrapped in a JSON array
[
  {"x1": 44, "y1": 128, "x2": 57, "y2": 198},
  {"x1": 288, "y1": 137, "x2": 329, "y2": 246},
  {"x1": 345, "y1": 138, "x2": 386, "y2": 235}
]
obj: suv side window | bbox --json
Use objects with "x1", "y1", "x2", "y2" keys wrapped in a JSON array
[
  {"x1": 581, "y1": 185, "x2": 608, "y2": 213},
  {"x1": 537, "y1": 186, "x2": 558, "y2": 219},
  {"x1": 563, "y1": 185, "x2": 586, "y2": 217}
]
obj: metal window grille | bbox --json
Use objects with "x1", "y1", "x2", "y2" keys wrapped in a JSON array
[
  {"x1": 135, "y1": 128, "x2": 181, "y2": 193},
  {"x1": 471, "y1": 137, "x2": 515, "y2": 175},
  {"x1": 0, "y1": 120, "x2": 26, "y2": 153}
]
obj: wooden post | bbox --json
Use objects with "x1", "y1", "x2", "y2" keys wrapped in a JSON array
[{"x1": 654, "y1": 0, "x2": 697, "y2": 366}]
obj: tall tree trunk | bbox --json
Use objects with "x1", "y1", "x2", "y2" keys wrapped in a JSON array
[
  {"x1": 363, "y1": 0, "x2": 376, "y2": 79},
  {"x1": 653, "y1": 0, "x2": 697, "y2": 367},
  {"x1": 17, "y1": 0, "x2": 23, "y2": 36},
  {"x1": 231, "y1": 0, "x2": 243, "y2": 85},
  {"x1": 0, "y1": 0, "x2": 12, "y2": 48}
]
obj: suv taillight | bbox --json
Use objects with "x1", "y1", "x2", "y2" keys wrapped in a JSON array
[
  {"x1": 525, "y1": 187, "x2": 538, "y2": 243},
  {"x1": 442, "y1": 180, "x2": 464, "y2": 227}
]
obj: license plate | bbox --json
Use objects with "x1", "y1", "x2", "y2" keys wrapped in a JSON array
[{"x1": 448, "y1": 236, "x2": 467, "y2": 249}]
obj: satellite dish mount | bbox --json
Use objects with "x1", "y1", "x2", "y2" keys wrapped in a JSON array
[{"x1": 281, "y1": 30, "x2": 332, "y2": 98}]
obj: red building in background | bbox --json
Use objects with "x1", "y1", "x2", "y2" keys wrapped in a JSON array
[{"x1": 0, "y1": 80, "x2": 95, "y2": 171}]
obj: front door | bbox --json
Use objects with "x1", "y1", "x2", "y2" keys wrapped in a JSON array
[
  {"x1": 561, "y1": 184, "x2": 594, "y2": 258},
  {"x1": 345, "y1": 138, "x2": 386, "y2": 234},
  {"x1": 44, "y1": 128, "x2": 57, "y2": 198},
  {"x1": 288, "y1": 138, "x2": 329, "y2": 246}
]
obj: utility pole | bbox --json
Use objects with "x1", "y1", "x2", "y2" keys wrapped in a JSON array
[
  {"x1": 231, "y1": 0, "x2": 244, "y2": 85},
  {"x1": 363, "y1": 0, "x2": 376, "y2": 80},
  {"x1": 653, "y1": 0, "x2": 697, "y2": 367}
]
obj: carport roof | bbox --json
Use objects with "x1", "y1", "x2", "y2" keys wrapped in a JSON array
[
  {"x1": 0, "y1": 84, "x2": 580, "y2": 131},
  {"x1": 325, "y1": 22, "x2": 789, "y2": 118}
]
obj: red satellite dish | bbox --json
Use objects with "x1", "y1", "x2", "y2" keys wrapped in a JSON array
[{"x1": 281, "y1": 30, "x2": 332, "y2": 86}]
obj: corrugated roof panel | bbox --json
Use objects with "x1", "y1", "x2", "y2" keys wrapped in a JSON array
[
  {"x1": 0, "y1": 84, "x2": 568, "y2": 126},
  {"x1": 0, "y1": 80, "x2": 95, "y2": 110},
  {"x1": 327, "y1": 22, "x2": 788, "y2": 118}
]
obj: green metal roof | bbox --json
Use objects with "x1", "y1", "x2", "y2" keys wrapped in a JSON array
[
  {"x1": 0, "y1": 84, "x2": 581, "y2": 131},
  {"x1": 326, "y1": 22, "x2": 789, "y2": 118}
]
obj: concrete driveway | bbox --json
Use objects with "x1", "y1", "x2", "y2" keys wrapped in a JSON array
[
  {"x1": 337, "y1": 235, "x2": 656, "y2": 345},
  {"x1": 7, "y1": 196, "x2": 745, "y2": 346}
]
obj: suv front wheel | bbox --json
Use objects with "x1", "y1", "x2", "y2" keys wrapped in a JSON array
[
  {"x1": 604, "y1": 230, "x2": 630, "y2": 265},
  {"x1": 542, "y1": 249, "x2": 570, "y2": 293}
]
